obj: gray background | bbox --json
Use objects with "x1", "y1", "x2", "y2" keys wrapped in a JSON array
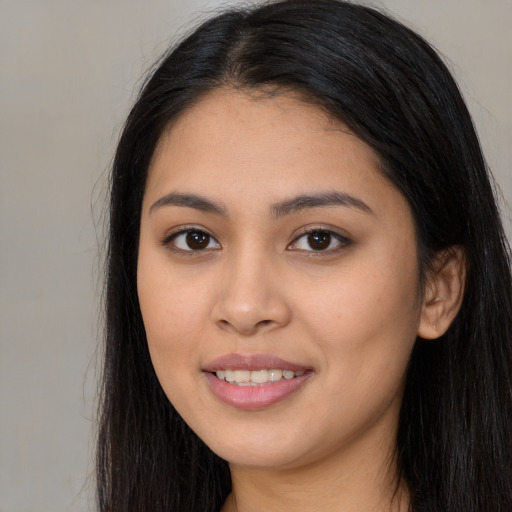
[{"x1": 1, "y1": 1, "x2": 510, "y2": 511}]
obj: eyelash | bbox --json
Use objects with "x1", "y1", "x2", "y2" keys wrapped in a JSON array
[
  {"x1": 161, "y1": 226, "x2": 351, "y2": 254},
  {"x1": 288, "y1": 227, "x2": 351, "y2": 255},
  {"x1": 162, "y1": 227, "x2": 220, "y2": 253}
]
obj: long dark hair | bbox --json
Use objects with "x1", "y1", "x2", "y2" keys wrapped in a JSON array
[{"x1": 97, "y1": 1, "x2": 512, "y2": 510}]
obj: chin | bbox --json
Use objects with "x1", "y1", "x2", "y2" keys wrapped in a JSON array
[
  {"x1": 195, "y1": 421, "x2": 323, "y2": 470},
  {"x1": 214, "y1": 443, "x2": 304, "y2": 469}
]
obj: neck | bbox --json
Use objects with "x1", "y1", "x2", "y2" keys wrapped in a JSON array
[{"x1": 221, "y1": 431, "x2": 408, "y2": 512}]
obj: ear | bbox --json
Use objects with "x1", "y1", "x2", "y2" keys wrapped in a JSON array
[{"x1": 418, "y1": 246, "x2": 466, "y2": 340}]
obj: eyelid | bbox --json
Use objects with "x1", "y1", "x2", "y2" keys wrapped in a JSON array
[
  {"x1": 161, "y1": 225, "x2": 221, "y2": 251},
  {"x1": 287, "y1": 225, "x2": 351, "y2": 252}
]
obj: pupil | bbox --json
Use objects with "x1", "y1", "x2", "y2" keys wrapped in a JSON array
[
  {"x1": 186, "y1": 231, "x2": 209, "y2": 250},
  {"x1": 308, "y1": 231, "x2": 331, "y2": 250}
]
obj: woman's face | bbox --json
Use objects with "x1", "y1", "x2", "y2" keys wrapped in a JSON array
[{"x1": 137, "y1": 89, "x2": 424, "y2": 470}]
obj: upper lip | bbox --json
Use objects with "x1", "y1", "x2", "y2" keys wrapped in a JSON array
[{"x1": 203, "y1": 353, "x2": 311, "y2": 373}]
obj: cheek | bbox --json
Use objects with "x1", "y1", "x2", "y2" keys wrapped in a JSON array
[
  {"x1": 296, "y1": 251, "x2": 421, "y2": 384},
  {"x1": 303, "y1": 267, "x2": 419, "y2": 336},
  {"x1": 136, "y1": 250, "x2": 210, "y2": 380}
]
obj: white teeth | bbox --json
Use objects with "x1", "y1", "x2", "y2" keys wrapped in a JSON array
[
  {"x1": 250, "y1": 369, "x2": 269, "y2": 384},
  {"x1": 234, "y1": 370, "x2": 251, "y2": 383},
  {"x1": 268, "y1": 369, "x2": 283, "y2": 382},
  {"x1": 214, "y1": 368, "x2": 306, "y2": 385}
]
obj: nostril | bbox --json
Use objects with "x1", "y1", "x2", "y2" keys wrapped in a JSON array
[
  {"x1": 256, "y1": 319, "x2": 273, "y2": 328},
  {"x1": 215, "y1": 317, "x2": 277, "y2": 336},
  {"x1": 211, "y1": 295, "x2": 291, "y2": 335}
]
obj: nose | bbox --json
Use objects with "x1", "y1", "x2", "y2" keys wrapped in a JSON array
[{"x1": 211, "y1": 251, "x2": 291, "y2": 336}]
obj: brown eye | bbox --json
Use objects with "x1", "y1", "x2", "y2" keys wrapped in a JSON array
[
  {"x1": 307, "y1": 231, "x2": 332, "y2": 251},
  {"x1": 186, "y1": 231, "x2": 210, "y2": 250},
  {"x1": 288, "y1": 229, "x2": 350, "y2": 253},
  {"x1": 168, "y1": 230, "x2": 221, "y2": 251}
]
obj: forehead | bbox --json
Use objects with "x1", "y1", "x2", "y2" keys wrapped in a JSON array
[
  {"x1": 144, "y1": 88, "x2": 401, "y2": 217},
  {"x1": 150, "y1": 89, "x2": 351, "y2": 173}
]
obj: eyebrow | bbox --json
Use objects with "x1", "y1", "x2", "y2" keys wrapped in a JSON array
[
  {"x1": 149, "y1": 192, "x2": 227, "y2": 216},
  {"x1": 270, "y1": 191, "x2": 373, "y2": 218},
  {"x1": 148, "y1": 190, "x2": 372, "y2": 218}
]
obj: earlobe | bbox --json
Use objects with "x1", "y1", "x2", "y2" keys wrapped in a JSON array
[{"x1": 417, "y1": 246, "x2": 466, "y2": 340}]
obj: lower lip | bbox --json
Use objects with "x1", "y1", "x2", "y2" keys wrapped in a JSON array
[{"x1": 203, "y1": 371, "x2": 313, "y2": 410}]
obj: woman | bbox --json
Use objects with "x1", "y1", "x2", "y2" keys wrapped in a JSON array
[{"x1": 97, "y1": 1, "x2": 512, "y2": 510}]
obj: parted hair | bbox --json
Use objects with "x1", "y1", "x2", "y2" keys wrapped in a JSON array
[{"x1": 97, "y1": 1, "x2": 512, "y2": 510}]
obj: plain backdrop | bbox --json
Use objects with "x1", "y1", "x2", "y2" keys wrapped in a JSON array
[{"x1": 1, "y1": 1, "x2": 510, "y2": 511}]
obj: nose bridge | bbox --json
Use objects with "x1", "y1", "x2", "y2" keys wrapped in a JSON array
[{"x1": 212, "y1": 241, "x2": 290, "y2": 335}]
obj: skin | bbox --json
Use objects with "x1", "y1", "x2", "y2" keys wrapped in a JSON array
[{"x1": 137, "y1": 89, "x2": 461, "y2": 511}]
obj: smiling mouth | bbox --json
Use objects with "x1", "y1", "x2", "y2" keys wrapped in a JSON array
[
  {"x1": 203, "y1": 354, "x2": 313, "y2": 408},
  {"x1": 215, "y1": 369, "x2": 306, "y2": 385},
  {"x1": 205, "y1": 368, "x2": 313, "y2": 410}
]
